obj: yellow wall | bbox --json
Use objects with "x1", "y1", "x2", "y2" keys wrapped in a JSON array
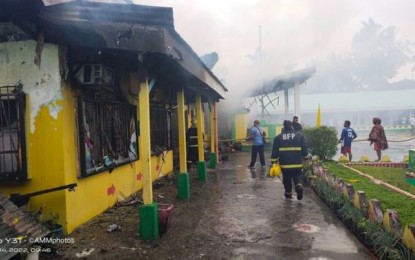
[
  {"x1": 0, "y1": 41, "x2": 174, "y2": 234},
  {"x1": 235, "y1": 113, "x2": 247, "y2": 141},
  {"x1": 61, "y1": 75, "x2": 173, "y2": 233},
  {"x1": 0, "y1": 41, "x2": 67, "y2": 226},
  {"x1": 262, "y1": 127, "x2": 269, "y2": 138}
]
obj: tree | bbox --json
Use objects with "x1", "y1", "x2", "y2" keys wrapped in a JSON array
[
  {"x1": 302, "y1": 126, "x2": 338, "y2": 160},
  {"x1": 306, "y1": 18, "x2": 414, "y2": 93},
  {"x1": 350, "y1": 18, "x2": 409, "y2": 90}
]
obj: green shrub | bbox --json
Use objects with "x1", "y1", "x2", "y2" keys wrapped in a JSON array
[{"x1": 302, "y1": 126, "x2": 338, "y2": 160}]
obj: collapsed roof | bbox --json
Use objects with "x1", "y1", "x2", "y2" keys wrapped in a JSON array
[{"x1": 246, "y1": 67, "x2": 316, "y2": 97}]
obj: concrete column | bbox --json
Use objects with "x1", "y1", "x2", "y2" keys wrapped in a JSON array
[
  {"x1": 284, "y1": 89, "x2": 289, "y2": 114},
  {"x1": 138, "y1": 75, "x2": 158, "y2": 240},
  {"x1": 177, "y1": 88, "x2": 190, "y2": 199},
  {"x1": 294, "y1": 83, "x2": 300, "y2": 117},
  {"x1": 195, "y1": 94, "x2": 206, "y2": 180},
  {"x1": 208, "y1": 101, "x2": 217, "y2": 169}
]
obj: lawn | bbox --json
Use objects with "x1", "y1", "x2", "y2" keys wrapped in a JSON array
[
  {"x1": 324, "y1": 162, "x2": 415, "y2": 227},
  {"x1": 350, "y1": 165, "x2": 415, "y2": 195}
]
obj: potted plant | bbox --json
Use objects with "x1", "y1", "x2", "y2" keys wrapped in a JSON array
[{"x1": 43, "y1": 213, "x2": 63, "y2": 238}]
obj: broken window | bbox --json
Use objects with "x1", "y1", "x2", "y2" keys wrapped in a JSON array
[
  {"x1": 150, "y1": 106, "x2": 172, "y2": 155},
  {"x1": 78, "y1": 99, "x2": 138, "y2": 177},
  {"x1": 0, "y1": 85, "x2": 27, "y2": 181}
]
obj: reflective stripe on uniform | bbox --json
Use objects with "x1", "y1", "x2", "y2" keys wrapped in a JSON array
[
  {"x1": 279, "y1": 147, "x2": 301, "y2": 151},
  {"x1": 188, "y1": 145, "x2": 198, "y2": 147},
  {"x1": 280, "y1": 164, "x2": 303, "y2": 168},
  {"x1": 189, "y1": 136, "x2": 198, "y2": 139}
]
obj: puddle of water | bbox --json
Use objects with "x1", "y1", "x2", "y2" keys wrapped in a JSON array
[
  {"x1": 236, "y1": 171, "x2": 249, "y2": 182},
  {"x1": 293, "y1": 223, "x2": 320, "y2": 233},
  {"x1": 312, "y1": 224, "x2": 358, "y2": 253},
  {"x1": 236, "y1": 194, "x2": 257, "y2": 199}
]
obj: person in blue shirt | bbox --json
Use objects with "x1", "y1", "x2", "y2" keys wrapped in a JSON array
[
  {"x1": 247, "y1": 119, "x2": 266, "y2": 168},
  {"x1": 339, "y1": 120, "x2": 357, "y2": 162}
]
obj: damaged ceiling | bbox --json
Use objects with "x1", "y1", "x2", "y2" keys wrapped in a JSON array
[
  {"x1": 246, "y1": 67, "x2": 316, "y2": 98},
  {"x1": 0, "y1": 0, "x2": 227, "y2": 102}
]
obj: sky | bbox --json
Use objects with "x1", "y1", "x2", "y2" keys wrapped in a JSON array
[{"x1": 134, "y1": 0, "x2": 415, "y2": 113}]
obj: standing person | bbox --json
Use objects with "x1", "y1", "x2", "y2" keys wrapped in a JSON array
[
  {"x1": 339, "y1": 120, "x2": 357, "y2": 162},
  {"x1": 292, "y1": 116, "x2": 302, "y2": 132},
  {"x1": 368, "y1": 117, "x2": 388, "y2": 162},
  {"x1": 271, "y1": 120, "x2": 308, "y2": 200},
  {"x1": 247, "y1": 119, "x2": 266, "y2": 168},
  {"x1": 186, "y1": 119, "x2": 199, "y2": 167}
]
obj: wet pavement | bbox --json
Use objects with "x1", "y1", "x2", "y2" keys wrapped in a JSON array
[
  {"x1": 54, "y1": 151, "x2": 375, "y2": 260},
  {"x1": 204, "y1": 151, "x2": 373, "y2": 259}
]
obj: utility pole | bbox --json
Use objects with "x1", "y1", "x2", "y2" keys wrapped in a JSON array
[{"x1": 259, "y1": 25, "x2": 265, "y2": 119}]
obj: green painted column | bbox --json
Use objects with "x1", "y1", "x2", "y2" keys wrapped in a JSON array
[
  {"x1": 176, "y1": 88, "x2": 190, "y2": 199},
  {"x1": 177, "y1": 172, "x2": 190, "y2": 200},
  {"x1": 208, "y1": 101, "x2": 217, "y2": 169},
  {"x1": 139, "y1": 203, "x2": 158, "y2": 240},
  {"x1": 208, "y1": 152, "x2": 217, "y2": 169},
  {"x1": 137, "y1": 75, "x2": 158, "y2": 241},
  {"x1": 197, "y1": 161, "x2": 206, "y2": 181}
]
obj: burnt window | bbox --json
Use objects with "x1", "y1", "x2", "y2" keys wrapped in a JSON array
[
  {"x1": 78, "y1": 99, "x2": 138, "y2": 177},
  {"x1": 150, "y1": 106, "x2": 172, "y2": 154},
  {"x1": 0, "y1": 85, "x2": 27, "y2": 181}
]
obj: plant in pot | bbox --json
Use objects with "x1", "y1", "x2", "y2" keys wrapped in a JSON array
[{"x1": 43, "y1": 213, "x2": 63, "y2": 238}]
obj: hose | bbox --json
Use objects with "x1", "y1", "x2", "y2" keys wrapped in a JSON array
[{"x1": 353, "y1": 136, "x2": 415, "y2": 143}]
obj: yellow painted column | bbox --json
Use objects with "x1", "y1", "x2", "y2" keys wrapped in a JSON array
[
  {"x1": 139, "y1": 79, "x2": 153, "y2": 205},
  {"x1": 196, "y1": 94, "x2": 206, "y2": 180},
  {"x1": 177, "y1": 88, "x2": 190, "y2": 199},
  {"x1": 210, "y1": 101, "x2": 215, "y2": 154},
  {"x1": 208, "y1": 101, "x2": 217, "y2": 169},
  {"x1": 178, "y1": 90, "x2": 187, "y2": 173},
  {"x1": 138, "y1": 75, "x2": 158, "y2": 240},
  {"x1": 214, "y1": 102, "x2": 219, "y2": 164}
]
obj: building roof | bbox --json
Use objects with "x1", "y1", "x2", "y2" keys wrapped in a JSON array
[
  {"x1": 246, "y1": 67, "x2": 316, "y2": 97},
  {"x1": 0, "y1": 193, "x2": 50, "y2": 260},
  {"x1": 300, "y1": 89, "x2": 415, "y2": 113},
  {"x1": 1, "y1": 0, "x2": 227, "y2": 101}
]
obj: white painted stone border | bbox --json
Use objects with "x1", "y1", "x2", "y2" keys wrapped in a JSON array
[{"x1": 341, "y1": 164, "x2": 415, "y2": 200}]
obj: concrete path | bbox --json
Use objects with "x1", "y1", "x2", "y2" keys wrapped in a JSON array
[
  {"x1": 194, "y1": 151, "x2": 374, "y2": 259},
  {"x1": 51, "y1": 151, "x2": 381, "y2": 259}
]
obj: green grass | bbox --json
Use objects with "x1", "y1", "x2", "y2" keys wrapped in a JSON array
[
  {"x1": 350, "y1": 166, "x2": 415, "y2": 195},
  {"x1": 324, "y1": 162, "x2": 415, "y2": 227}
]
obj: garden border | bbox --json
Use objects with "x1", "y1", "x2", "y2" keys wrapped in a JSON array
[{"x1": 311, "y1": 162, "x2": 415, "y2": 258}]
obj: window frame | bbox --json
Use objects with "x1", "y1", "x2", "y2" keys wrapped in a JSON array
[
  {"x1": 150, "y1": 105, "x2": 172, "y2": 154},
  {"x1": 77, "y1": 98, "x2": 139, "y2": 178},
  {"x1": 0, "y1": 86, "x2": 27, "y2": 182}
]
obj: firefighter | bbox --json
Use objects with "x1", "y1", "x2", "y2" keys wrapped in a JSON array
[
  {"x1": 186, "y1": 119, "x2": 199, "y2": 167},
  {"x1": 271, "y1": 120, "x2": 308, "y2": 200}
]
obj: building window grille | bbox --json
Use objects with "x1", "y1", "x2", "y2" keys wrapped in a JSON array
[
  {"x1": 150, "y1": 106, "x2": 171, "y2": 154},
  {"x1": 0, "y1": 85, "x2": 27, "y2": 181},
  {"x1": 78, "y1": 99, "x2": 138, "y2": 177}
]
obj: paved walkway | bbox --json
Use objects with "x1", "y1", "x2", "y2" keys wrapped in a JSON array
[
  {"x1": 200, "y1": 151, "x2": 373, "y2": 259},
  {"x1": 53, "y1": 151, "x2": 375, "y2": 259}
]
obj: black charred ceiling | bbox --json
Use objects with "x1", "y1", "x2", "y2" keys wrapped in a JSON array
[{"x1": 0, "y1": 0, "x2": 226, "y2": 103}]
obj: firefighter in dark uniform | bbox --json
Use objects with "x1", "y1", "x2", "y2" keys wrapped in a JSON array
[
  {"x1": 271, "y1": 120, "x2": 308, "y2": 200},
  {"x1": 186, "y1": 119, "x2": 199, "y2": 167}
]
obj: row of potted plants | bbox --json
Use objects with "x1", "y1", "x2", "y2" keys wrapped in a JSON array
[{"x1": 305, "y1": 162, "x2": 414, "y2": 259}]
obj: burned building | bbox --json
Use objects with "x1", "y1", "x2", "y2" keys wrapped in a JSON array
[{"x1": 0, "y1": 0, "x2": 226, "y2": 237}]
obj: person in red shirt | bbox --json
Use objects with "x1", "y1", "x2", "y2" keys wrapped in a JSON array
[{"x1": 368, "y1": 117, "x2": 388, "y2": 162}]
